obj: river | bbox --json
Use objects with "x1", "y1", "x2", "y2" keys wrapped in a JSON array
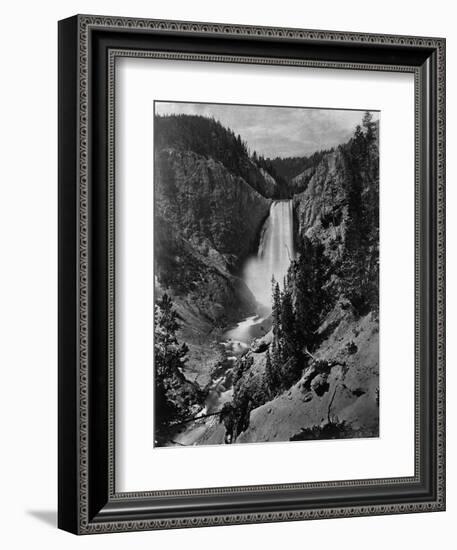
[{"x1": 169, "y1": 200, "x2": 295, "y2": 446}]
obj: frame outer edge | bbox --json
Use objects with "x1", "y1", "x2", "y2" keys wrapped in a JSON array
[
  {"x1": 77, "y1": 13, "x2": 90, "y2": 533},
  {"x1": 66, "y1": 14, "x2": 446, "y2": 534},
  {"x1": 435, "y1": 38, "x2": 445, "y2": 511},
  {"x1": 58, "y1": 15, "x2": 80, "y2": 535}
]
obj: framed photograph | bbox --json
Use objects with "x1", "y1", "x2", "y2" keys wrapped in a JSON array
[{"x1": 58, "y1": 14, "x2": 446, "y2": 534}]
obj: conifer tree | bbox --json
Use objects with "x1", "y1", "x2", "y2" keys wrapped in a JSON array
[
  {"x1": 270, "y1": 337, "x2": 282, "y2": 392},
  {"x1": 280, "y1": 287, "x2": 296, "y2": 360},
  {"x1": 362, "y1": 111, "x2": 376, "y2": 143},
  {"x1": 264, "y1": 348, "x2": 277, "y2": 397},
  {"x1": 339, "y1": 114, "x2": 379, "y2": 315},
  {"x1": 154, "y1": 294, "x2": 200, "y2": 442},
  {"x1": 272, "y1": 279, "x2": 282, "y2": 342}
]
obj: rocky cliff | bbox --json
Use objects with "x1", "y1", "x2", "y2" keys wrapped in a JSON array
[
  {"x1": 293, "y1": 149, "x2": 348, "y2": 264},
  {"x1": 155, "y1": 117, "x2": 278, "y2": 384},
  {"x1": 155, "y1": 148, "x2": 272, "y2": 328},
  {"x1": 156, "y1": 149, "x2": 271, "y2": 272}
]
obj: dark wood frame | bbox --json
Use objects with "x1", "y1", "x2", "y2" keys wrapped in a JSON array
[{"x1": 58, "y1": 14, "x2": 446, "y2": 534}]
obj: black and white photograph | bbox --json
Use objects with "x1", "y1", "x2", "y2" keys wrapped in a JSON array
[
  {"x1": 153, "y1": 101, "x2": 380, "y2": 447},
  {"x1": 0, "y1": 0, "x2": 449, "y2": 542}
]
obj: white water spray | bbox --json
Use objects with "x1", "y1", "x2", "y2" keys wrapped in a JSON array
[{"x1": 243, "y1": 200, "x2": 295, "y2": 310}]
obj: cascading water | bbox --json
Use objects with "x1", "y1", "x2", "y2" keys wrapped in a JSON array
[{"x1": 243, "y1": 200, "x2": 295, "y2": 310}]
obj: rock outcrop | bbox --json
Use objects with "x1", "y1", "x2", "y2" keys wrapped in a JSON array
[
  {"x1": 293, "y1": 150, "x2": 348, "y2": 263},
  {"x1": 156, "y1": 149, "x2": 271, "y2": 271}
]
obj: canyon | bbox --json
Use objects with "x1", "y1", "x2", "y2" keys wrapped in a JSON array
[{"x1": 154, "y1": 112, "x2": 379, "y2": 446}]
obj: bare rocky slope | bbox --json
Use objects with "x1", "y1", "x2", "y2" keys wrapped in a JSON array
[{"x1": 237, "y1": 307, "x2": 379, "y2": 442}]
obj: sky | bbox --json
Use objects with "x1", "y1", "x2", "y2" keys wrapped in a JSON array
[{"x1": 155, "y1": 101, "x2": 379, "y2": 158}]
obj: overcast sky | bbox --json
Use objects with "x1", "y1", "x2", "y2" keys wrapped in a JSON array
[{"x1": 155, "y1": 101, "x2": 379, "y2": 158}]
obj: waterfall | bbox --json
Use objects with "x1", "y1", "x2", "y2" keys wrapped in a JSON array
[{"x1": 243, "y1": 200, "x2": 295, "y2": 310}]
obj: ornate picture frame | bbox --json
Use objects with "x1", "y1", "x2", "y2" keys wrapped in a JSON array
[{"x1": 58, "y1": 14, "x2": 445, "y2": 534}]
